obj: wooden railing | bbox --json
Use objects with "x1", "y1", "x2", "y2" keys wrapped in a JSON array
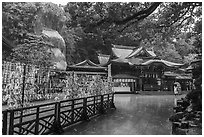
[{"x1": 2, "y1": 93, "x2": 116, "y2": 135}]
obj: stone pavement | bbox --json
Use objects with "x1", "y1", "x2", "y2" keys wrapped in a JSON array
[{"x1": 62, "y1": 94, "x2": 184, "y2": 135}]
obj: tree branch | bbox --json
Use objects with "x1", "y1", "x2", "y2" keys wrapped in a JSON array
[
  {"x1": 115, "y1": 2, "x2": 162, "y2": 25},
  {"x1": 156, "y1": 3, "x2": 199, "y2": 28},
  {"x1": 88, "y1": 2, "x2": 162, "y2": 28},
  {"x1": 118, "y1": 20, "x2": 139, "y2": 32}
]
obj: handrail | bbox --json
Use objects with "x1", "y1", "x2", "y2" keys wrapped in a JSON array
[{"x1": 2, "y1": 93, "x2": 115, "y2": 135}]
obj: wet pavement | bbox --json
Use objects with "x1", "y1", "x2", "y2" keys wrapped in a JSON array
[{"x1": 62, "y1": 94, "x2": 184, "y2": 135}]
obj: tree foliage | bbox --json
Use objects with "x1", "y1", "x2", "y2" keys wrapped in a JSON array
[
  {"x1": 2, "y1": 2, "x2": 40, "y2": 44},
  {"x1": 2, "y1": 2, "x2": 78, "y2": 66},
  {"x1": 2, "y1": 2, "x2": 202, "y2": 65},
  {"x1": 64, "y1": 2, "x2": 202, "y2": 63}
]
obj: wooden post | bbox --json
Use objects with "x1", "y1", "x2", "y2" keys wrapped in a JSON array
[
  {"x1": 81, "y1": 98, "x2": 89, "y2": 121},
  {"x1": 9, "y1": 110, "x2": 14, "y2": 135},
  {"x1": 46, "y1": 69, "x2": 50, "y2": 94},
  {"x1": 21, "y1": 64, "x2": 26, "y2": 107},
  {"x1": 108, "y1": 64, "x2": 111, "y2": 78},
  {"x1": 51, "y1": 102, "x2": 64, "y2": 134},
  {"x1": 57, "y1": 102, "x2": 61, "y2": 125},
  {"x1": 99, "y1": 95, "x2": 105, "y2": 114},
  {"x1": 93, "y1": 96, "x2": 96, "y2": 115},
  {"x1": 132, "y1": 82, "x2": 134, "y2": 93},
  {"x1": 19, "y1": 109, "x2": 23, "y2": 134},
  {"x1": 139, "y1": 78, "x2": 143, "y2": 91},
  {"x1": 35, "y1": 107, "x2": 39, "y2": 135},
  {"x1": 2, "y1": 110, "x2": 8, "y2": 135},
  {"x1": 107, "y1": 94, "x2": 110, "y2": 108},
  {"x1": 135, "y1": 80, "x2": 137, "y2": 93},
  {"x1": 71, "y1": 100, "x2": 74, "y2": 123},
  {"x1": 110, "y1": 93, "x2": 116, "y2": 109}
]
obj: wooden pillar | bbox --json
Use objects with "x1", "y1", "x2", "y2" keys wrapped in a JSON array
[
  {"x1": 82, "y1": 98, "x2": 89, "y2": 121},
  {"x1": 110, "y1": 93, "x2": 116, "y2": 109},
  {"x1": 93, "y1": 96, "x2": 96, "y2": 114},
  {"x1": 2, "y1": 110, "x2": 8, "y2": 135},
  {"x1": 108, "y1": 64, "x2": 111, "y2": 78},
  {"x1": 131, "y1": 82, "x2": 134, "y2": 93},
  {"x1": 9, "y1": 110, "x2": 14, "y2": 135},
  {"x1": 51, "y1": 102, "x2": 64, "y2": 134},
  {"x1": 99, "y1": 95, "x2": 105, "y2": 114},
  {"x1": 139, "y1": 78, "x2": 143, "y2": 91},
  {"x1": 135, "y1": 80, "x2": 137, "y2": 92},
  {"x1": 35, "y1": 107, "x2": 39, "y2": 135},
  {"x1": 71, "y1": 100, "x2": 74, "y2": 123},
  {"x1": 21, "y1": 64, "x2": 26, "y2": 107}
]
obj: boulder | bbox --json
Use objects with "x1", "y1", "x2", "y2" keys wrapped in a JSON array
[{"x1": 42, "y1": 28, "x2": 67, "y2": 70}]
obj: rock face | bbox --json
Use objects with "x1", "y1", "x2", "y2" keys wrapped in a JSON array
[{"x1": 42, "y1": 28, "x2": 67, "y2": 70}]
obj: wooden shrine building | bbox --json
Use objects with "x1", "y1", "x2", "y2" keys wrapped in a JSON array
[{"x1": 98, "y1": 44, "x2": 191, "y2": 93}]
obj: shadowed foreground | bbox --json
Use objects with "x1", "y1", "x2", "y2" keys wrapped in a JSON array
[{"x1": 62, "y1": 94, "x2": 183, "y2": 135}]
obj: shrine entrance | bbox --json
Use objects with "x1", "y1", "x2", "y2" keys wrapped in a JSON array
[{"x1": 112, "y1": 74, "x2": 139, "y2": 93}]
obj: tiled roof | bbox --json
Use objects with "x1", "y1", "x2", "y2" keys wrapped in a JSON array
[
  {"x1": 160, "y1": 60, "x2": 183, "y2": 66},
  {"x1": 112, "y1": 44, "x2": 134, "y2": 58},
  {"x1": 127, "y1": 47, "x2": 143, "y2": 58},
  {"x1": 112, "y1": 58, "x2": 183, "y2": 67},
  {"x1": 147, "y1": 50, "x2": 156, "y2": 57},
  {"x1": 111, "y1": 57, "x2": 130, "y2": 64},
  {"x1": 98, "y1": 54, "x2": 110, "y2": 65},
  {"x1": 112, "y1": 44, "x2": 157, "y2": 59},
  {"x1": 128, "y1": 58, "x2": 144, "y2": 65},
  {"x1": 110, "y1": 44, "x2": 183, "y2": 68},
  {"x1": 141, "y1": 59, "x2": 183, "y2": 67},
  {"x1": 68, "y1": 59, "x2": 107, "y2": 70},
  {"x1": 112, "y1": 44, "x2": 135, "y2": 50},
  {"x1": 127, "y1": 47, "x2": 156, "y2": 58},
  {"x1": 70, "y1": 59, "x2": 101, "y2": 67}
]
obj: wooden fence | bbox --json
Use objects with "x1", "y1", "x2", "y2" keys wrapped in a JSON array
[{"x1": 2, "y1": 93, "x2": 116, "y2": 135}]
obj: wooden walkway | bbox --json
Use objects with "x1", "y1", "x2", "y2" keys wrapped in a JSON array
[{"x1": 62, "y1": 94, "x2": 184, "y2": 135}]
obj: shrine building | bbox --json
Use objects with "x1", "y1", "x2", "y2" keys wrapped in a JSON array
[{"x1": 98, "y1": 44, "x2": 191, "y2": 93}]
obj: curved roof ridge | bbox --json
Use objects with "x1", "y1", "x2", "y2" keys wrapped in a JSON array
[
  {"x1": 98, "y1": 53, "x2": 110, "y2": 58},
  {"x1": 112, "y1": 46, "x2": 133, "y2": 58},
  {"x1": 127, "y1": 47, "x2": 143, "y2": 58},
  {"x1": 146, "y1": 50, "x2": 156, "y2": 57},
  {"x1": 112, "y1": 44, "x2": 136, "y2": 50},
  {"x1": 70, "y1": 59, "x2": 103, "y2": 68},
  {"x1": 141, "y1": 59, "x2": 183, "y2": 67}
]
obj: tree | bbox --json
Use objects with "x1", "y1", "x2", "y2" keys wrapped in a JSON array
[
  {"x1": 3, "y1": 2, "x2": 202, "y2": 65},
  {"x1": 2, "y1": 2, "x2": 40, "y2": 43},
  {"x1": 2, "y1": 2, "x2": 79, "y2": 66},
  {"x1": 64, "y1": 2, "x2": 161, "y2": 31},
  {"x1": 64, "y1": 2, "x2": 202, "y2": 63}
]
